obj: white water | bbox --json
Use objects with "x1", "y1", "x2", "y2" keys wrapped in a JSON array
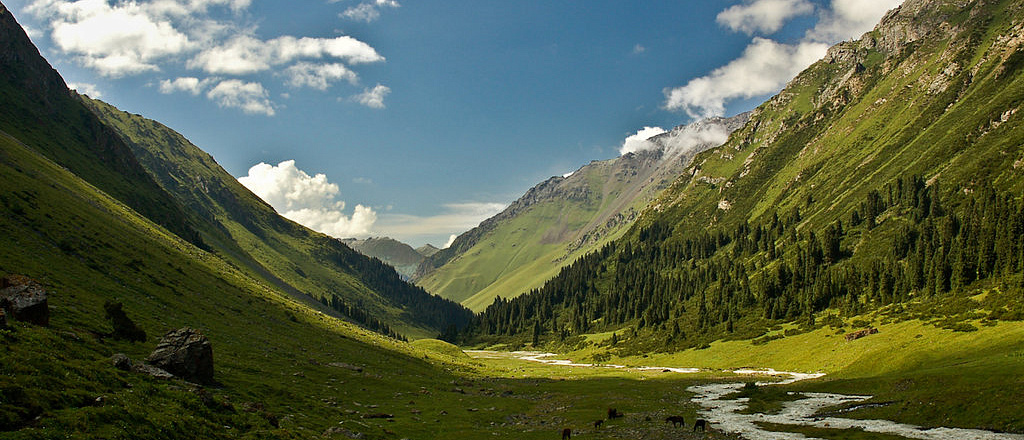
[{"x1": 467, "y1": 350, "x2": 1024, "y2": 440}]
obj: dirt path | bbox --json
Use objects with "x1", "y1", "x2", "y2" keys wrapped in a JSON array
[{"x1": 467, "y1": 351, "x2": 1024, "y2": 440}]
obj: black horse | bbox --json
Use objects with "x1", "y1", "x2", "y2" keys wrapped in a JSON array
[
  {"x1": 693, "y1": 418, "x2": 707, "y2": 432},
  {"x1": 561, "y1": 427, "x2": 571, "y2": 439},
  {"x1": 665, "y1": 415, "x2": 686, "y2": 427},
  {"x1": 607, "y1": 408, "x2": 624, "y2": 419}
]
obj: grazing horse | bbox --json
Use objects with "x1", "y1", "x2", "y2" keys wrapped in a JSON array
[
  {"x1": 593, "y1": 419, "x2": 603, "y2": 429},
  {"x1": 693, "y1": 418, "x2": 707, "y2": 432},
  {"x1": 665, "y1": 415, "x2": 686, "y2": 427},
  {"x1": 607, "y1": 408, "x2": 623, "y2": 419},
  {"x1": 561, "y1": 427, "x2": 572, "y2": 439}
]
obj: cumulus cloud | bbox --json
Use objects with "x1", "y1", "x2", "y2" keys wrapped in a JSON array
[
  {"x1": 665, "y1": 38, "x2": 828, "y2": 118},
  {"x1": 21, "y1": 0, "x2": 389, "y2": 115},
  {"x1": 808, "y1": 0, "x2": 904, "y2": 42},
  {"x1": 665, "y1": 0, "x2": 900, "y2": 118},
  {"x1": 206, "y1": 79, "x2": 275, "y2": 116},
  {"x1": 716, "y1": 0, "x2": 815, "y2": 35},
  {"x1": 158, "y1": 76, "x2": 213, "y2": 95},
  {"x1": 619, "y1": 126, "x2": 667, "y2": 155},
  {"x1": 353, "y1": 84, "x2": 391, "y2": 109},
  {"x1": 238, "y1": 160, "x2": 377, "y2": 237},
  {"x1": 41, "y1": 0, "x2": 192, "y2": 77},
  {"x1": 284, "y1": 62, "x2": 358, "y2": 90},
  {"x1": 188, "y1": 35, "x2": 383, "y2": 75},
  {"x1": 67, "y1": 82, "x2": 102, "y2": 98},
  {"x1": 342, "y1": 0, "x2": 400, "y2": 22}
]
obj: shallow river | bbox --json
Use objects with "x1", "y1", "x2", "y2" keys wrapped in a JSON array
[{"x1": 466, "y1": 350, "x2": 1024, "y2": 440}]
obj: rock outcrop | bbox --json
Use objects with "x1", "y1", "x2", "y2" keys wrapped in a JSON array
[
  {"x1": 146, "y1": 327, "x2": 214, "y2": 384},
  {"x1": 0, "y1": 275, "x2": 49, "y2": 326}
]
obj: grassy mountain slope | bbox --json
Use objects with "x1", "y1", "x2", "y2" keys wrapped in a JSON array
[
  {"x1": 340, "y1": 237, "x2": 426, "y2": 279},
  {"x1": 79, "y1": 97, "x2": 471, "y2": 339},
  {"x1": 416, "y1": 114, "x2": 748, "y2": 311},
  {"x1": 469, "y1": 0, "x2": 1024, "y2": 393},
  {"x1": 0, "y1": 4, "x2": 201, "y2": 249},
  {"x1": 0, "y1": 115, "x2": 467, "y2": 438}
]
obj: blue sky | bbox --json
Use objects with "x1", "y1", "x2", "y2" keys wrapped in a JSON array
[{"x1": 6, "y1": 0, "x2": 901, "y2": 247}]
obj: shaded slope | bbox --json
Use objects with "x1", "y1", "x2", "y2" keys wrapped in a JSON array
[
  {"x1": 415, "y1": 114, "x2": 748, "y2": 311},
  {"x1": 0, "y1": 112, "x2": 459, "y2": 439},
  {"x1": 80, "y1": 97, "x2": 471, "y2": 339},
  {"x1": 0, "y1": 3, "x2": 201, "y2": 248}
]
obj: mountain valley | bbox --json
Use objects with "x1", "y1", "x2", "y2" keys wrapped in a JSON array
[{"x1": 1, "y1": 0, "x2": 1023, "y2": 438}]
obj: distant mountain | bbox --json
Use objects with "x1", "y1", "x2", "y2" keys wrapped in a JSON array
[
  {"x1": 470, "y1": 0, "x2": 1024, "y2": 353},
  {"x1": 414, "y1": 113, "x2": 749, "y2": 311},
  {"x1": 416, "y1": 243, "x2": 441, "y2": 257},
  {"x1": 340, "y1": 237, "x2": 429, "y2": 279}
]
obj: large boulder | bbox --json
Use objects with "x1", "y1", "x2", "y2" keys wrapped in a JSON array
[
  {"x1": 0, "y1": 275, "x2": 49, "y2": 326},
  {"x1": 146, "y1": 327, "x2": 214, "y2": 384}
]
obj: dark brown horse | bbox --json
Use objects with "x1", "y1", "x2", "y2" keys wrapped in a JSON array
[
  {"x1": 561, "y1": 427, "x2": 572, "y2": 439},
  {"x1": 607, "y1": 408, "x2": 623, "y2": 419},
  {"x1": 593, "y1": 419, "x2": 604, "y2": 428},
  {"x1": 693, "y1": 418, "x2": 707, "y2": 432},
  {"x1": 665, "y1": 415, "x2": 685, "y2": 427}
]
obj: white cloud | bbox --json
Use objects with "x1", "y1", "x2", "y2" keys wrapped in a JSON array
[
  {"x1": 206, "y1": 79, "x2": 275, "y2": 116},
  {"x1": 632, "y1": 44, "x2": 646, "y2": 55},
  {"x1": 664, "y1": 0, "x2": 900, "y2": 118},
  {"x1": 158, "y1": 76, "x2": 212, "y2": 95},
  {"x1": 284, "y1": 62, "x2": 358, "y2": 90},
  {"x1": 658, "y1": 120, "x2": 733, "y2": 158},
  {"x1": 443, "y1": 234, "x2": 458, "y2": 249},
  {"x1": 353, "y1": 84, "x2": 391, "y2": 109},
  {"x1": 665, "y1": 38, "x2": 828, "y2": 118},
  {"x1": 22, "y1": 0, "x2": 390, "y2": 116},
  {"x1": 619, "y1": 126, "x2": 667, "y2": 156},
  {"x1": 808, "y1": 0, "x2": 904, "y2": 42},
  {"x1": 44, "y1": 0, "x2": 192, "y2": 77},
  {"x1": 238, "y1": 160, "x2": 377, "y2": 237},
  {"x1": 716, "y1": 0, "x2": 815, "y2": 35},
  {"x1": 342, "y1": 0, "x2": 400, "y2": 22},
  {"x1": 67, "y1": 82, "x2": 102, "y2": 98},
  {"x1": 188, "y1": 35, "x2": 383, "y2": 75}
]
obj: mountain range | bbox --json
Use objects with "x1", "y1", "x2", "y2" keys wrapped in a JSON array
[
  {"x1": 340, "y1": 237, "x2": 437, "y2": 279},
  {"x1": 414, "y1": 113, "x2": 750, "y2": 311},
  {"x1": 2, "y1": 0, "x2": 1023, "y2": 437}
]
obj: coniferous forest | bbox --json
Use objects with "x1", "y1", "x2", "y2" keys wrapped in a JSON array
[{"x1": 468, "y1": 176, "x2": 1024, "y2": 351}]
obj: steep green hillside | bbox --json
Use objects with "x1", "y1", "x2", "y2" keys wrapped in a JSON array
[
  {"x1": 80, "y1": 98, "x2": 471, "y2": 339},
  {"x1": 0, "y1": 3, "x2": 200, "y2": 248},
  {"x1": 416, "y1": 114, "x2": 748, "y2": 311},
  {"x1": 0, "y1": 116, "x2": 462, "y2": 438},
  {"x1": 470, "y1": 0, "x2": 1024, "y2": 356},
  {"x1": 340, "y1": 237, "x2": 426, "y2": 279}
]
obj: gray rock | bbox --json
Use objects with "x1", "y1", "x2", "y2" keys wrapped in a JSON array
[
  {"x1": 111, "y1": 353, "x2": 133, "y2": 371},
  {"x1": 131, "y1": 362, "x2": 175, "y2": 380},
  {"x1": 0, "y1": 275, "x2": 49, "y2": 326},
  {"x1": 146, "y1": 327, "x2": 214, "y2": 384}
]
